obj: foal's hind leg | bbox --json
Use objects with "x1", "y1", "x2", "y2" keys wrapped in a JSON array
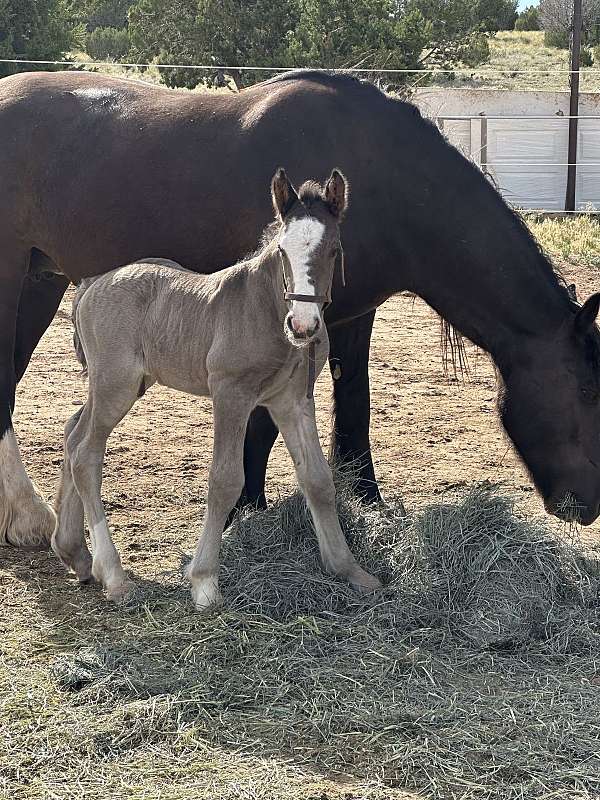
[
  {"x1": 188, "y1": 384, "x2": 254, "y2": 611},
  {"x1": 68, "y1": 381, "x2": 140, "y2": 602},
  {"x1": 267, "y1": 392, "x2": 381, "y2": 593},
  {"x1": 52, "y1": 407, "x2": 93, "y2": 583}
]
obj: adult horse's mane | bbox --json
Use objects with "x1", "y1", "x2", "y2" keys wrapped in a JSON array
[{"x1": 256, "y1": 69, "x2": 578, "y2": 374}]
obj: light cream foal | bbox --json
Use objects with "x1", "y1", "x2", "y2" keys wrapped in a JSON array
[{"x1": 52, "y1": 168, "x2": 381, "y2": 610}]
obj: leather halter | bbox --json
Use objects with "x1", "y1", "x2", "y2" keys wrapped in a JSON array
[{"x1": 278, "y1": 242, "x2": 345, "y2": 399}]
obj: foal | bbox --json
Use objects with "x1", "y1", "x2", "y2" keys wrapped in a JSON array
[{"x1": 52, "y1": 168, "x2": 381, "y2": 609}]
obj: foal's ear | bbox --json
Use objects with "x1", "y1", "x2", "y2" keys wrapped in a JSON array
[
  {"x1": 272, "y1": 168, "x2": 299, "y2": 220},
  {"x1": 575, "y1": 292, "x2": 600, "y2": 338},
  {"x1": 324, "y1": 169, "x2": 348, "y2": 219}
]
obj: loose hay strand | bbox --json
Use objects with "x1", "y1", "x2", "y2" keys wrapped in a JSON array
[{"x1": 1, "y1": 477, "x2": 600, "y2": 800}]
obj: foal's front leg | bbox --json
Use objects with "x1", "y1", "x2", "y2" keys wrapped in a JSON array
[
  {"x1": 267, "y1": 393, "x2": 381, "y2": 593},
  {"x1": 188, "y1": 385, "x2": 254, "y2": 611}
]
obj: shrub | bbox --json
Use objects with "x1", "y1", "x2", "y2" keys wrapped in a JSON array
[
  {"x1": 581, "y1": 47, "x2": 594, "y2": 66},
  {"x1": 544, "y1": 28, "x2": 569, "y2": 48},
  {"x1": 460, "y1": 33, "x2": 491, "y2": 66},
  {"x1": 0, "y1": 0, "x2": 79, "y2": 78},
  {"x1": 86, "y1": 26, "x2": 130, "y2": 60},
  {"x1": 515, "y1": 5, "x2": 540, "y2": 30}
]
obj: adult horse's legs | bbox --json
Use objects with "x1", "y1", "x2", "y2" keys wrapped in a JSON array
[
  {"x1": 328, "y1": 310, "x2": 381, "y2": 502},
  {"x1": 267, "y1": 393, "x2": 380, "y2": 592},
  {"x1": 0, "y1": 246, "x2": 56, "y2": 547},
  {"x1": 52, "y1": 407, "x2": 93, "y2": 583},
  {"x1": 188, "y1": 386, "x2": 253, "y2": 611},
  {"x1": 240, "y1": 406, "x2": 279, "y2": 508},
  {"x1": 15, "y1": 272, "x2": 69, "y2": 381}
]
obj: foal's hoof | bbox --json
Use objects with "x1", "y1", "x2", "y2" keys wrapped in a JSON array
[
  {"x1": 106, "y1": 578, "x2": 137, "y2": 605},
  {"x1": 349, "y1": 567, "x2": 382, "y2": 594},
  {"x1": 189, "y1": 575, "x2": 223, "y2": 613},
  {"x1": 51, "y1": 536, "x2": 94, "y2": 584}
]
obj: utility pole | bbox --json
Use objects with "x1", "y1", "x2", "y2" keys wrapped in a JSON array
[{"x1": 566, "y1": 0, "x2": 583, "y2": 211}]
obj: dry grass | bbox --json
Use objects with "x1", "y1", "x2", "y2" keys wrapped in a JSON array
[
  {"x1": 526, "y1": 214, "x2": 600, "y2": 266},
  {"x1": 2, "y1": 479, "x2": 600, "y2": 800},
  {"x1": 430, "y1": 30, "x2": 600, "y2": 92}
]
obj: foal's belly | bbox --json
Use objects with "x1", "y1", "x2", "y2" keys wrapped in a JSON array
[{"x1": 147, "y1": 348, "x2": 211, "y2": 398}]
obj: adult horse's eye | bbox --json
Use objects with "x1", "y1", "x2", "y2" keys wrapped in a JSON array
[{"x1": 581, "y1": 386, "x2": 599, "y2": 404}]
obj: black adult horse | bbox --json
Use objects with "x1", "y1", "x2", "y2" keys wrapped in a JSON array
[{"x1": 2, "y1": 69, "x2": 600, "y2": 548}]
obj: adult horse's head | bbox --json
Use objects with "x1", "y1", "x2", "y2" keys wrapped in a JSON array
[
  {"x1": 271, "y1": 167, "x2": 347, "y2": 348},
  {"x1": 499, "y1": 292, "x2": 600, "y2": 524}
]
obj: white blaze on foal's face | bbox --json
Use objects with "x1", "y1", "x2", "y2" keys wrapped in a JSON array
[{"x1": 280, "y1": 215, "x2": 326, "y2": 341}]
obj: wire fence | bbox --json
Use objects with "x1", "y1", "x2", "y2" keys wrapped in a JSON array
[{"x1": 3, "y1": 56, "x2": 600, "y2": 74}]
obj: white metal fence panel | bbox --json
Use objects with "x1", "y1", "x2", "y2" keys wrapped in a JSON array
[
  {"x1": 485, "y1": 119, "x2": 568, "y2": 211},
  {"x1": 439, "y1": 116, "x2": 600, "y2": 211}
]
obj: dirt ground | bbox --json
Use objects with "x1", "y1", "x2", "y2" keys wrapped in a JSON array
[{"x1": 13, "y1": 259, "x2": 600, "y2": 568}]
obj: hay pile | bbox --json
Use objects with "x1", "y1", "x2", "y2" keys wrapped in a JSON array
[{"x1": 3, "y1": 480, "x2": 600, "y2": 800}]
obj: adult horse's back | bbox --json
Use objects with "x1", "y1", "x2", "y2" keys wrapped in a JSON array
[{"x1": 3, "y1": 69, "x2": 600, "y2": 547}]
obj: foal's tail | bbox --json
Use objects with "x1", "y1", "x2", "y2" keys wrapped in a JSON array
[{"x1": 72, "y1": 276, "x2": 101, "y2": 377}]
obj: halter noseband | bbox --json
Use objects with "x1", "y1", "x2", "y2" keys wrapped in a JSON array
[{"x1": 278, "y1": 241, "x2": 345, "y2": 399}]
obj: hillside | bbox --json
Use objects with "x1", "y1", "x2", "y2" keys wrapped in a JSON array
[{"x1": 433, "y1": 30, "x2": 600, "y2": 92}]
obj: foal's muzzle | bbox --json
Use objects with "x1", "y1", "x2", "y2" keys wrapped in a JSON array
[{"x1": 286, "y1": 312, "x2": 321, "y2": 345}]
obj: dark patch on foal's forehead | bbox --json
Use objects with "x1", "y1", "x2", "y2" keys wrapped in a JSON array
[{"x1": 287, "y1": 182, "x2": 335, "y2": 227}]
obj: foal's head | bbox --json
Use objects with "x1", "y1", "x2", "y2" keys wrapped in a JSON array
[{"x1": 272, "y1": 168, "x2": 348, "y2": 347}]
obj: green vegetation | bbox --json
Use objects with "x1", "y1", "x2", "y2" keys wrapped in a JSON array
[
  {"x1": 544, "y1": 27, "x2": 569, "y2": 48},
  {"x1": 0, "y1": 0, "x2": 521, "y2": 89},
  {"x1": 85, "y1": 25, "x2": 129, "y2": 60},
  {"x1": 0, "y1": 0, "x2": 81, "y2": 78},
  {"x1": 126, "y1": 0, "x2": 518, "y2": 88},
  {"x1": 528, "y1": 214, "x2": 600, "y2": 266},
  {"x1": 515, "y1": 4, "x2": 540, "y2": 30},
  {"x1": 73, "y1": 0, "x2": 133, "y2": 30}
]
